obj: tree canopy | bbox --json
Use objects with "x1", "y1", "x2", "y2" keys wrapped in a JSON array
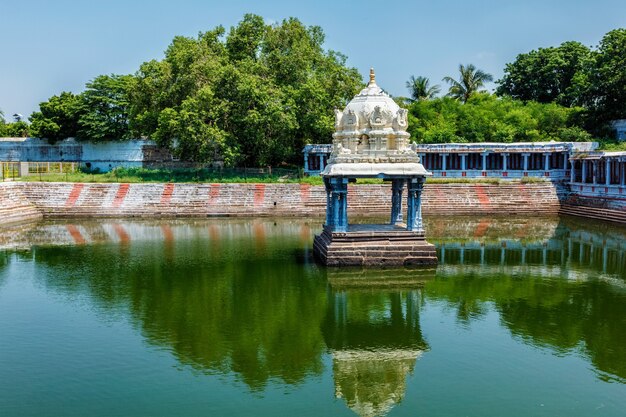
[
  {"x1": 27, "y1": 14, "x2": 362, "y2": 166},
  {"x1": 497, "y1": 29, "x2": 626, "y2": 134},
  {"x1": 129, "y1": 14, "x2": 362, "y2": 166},
  {"x1": 407, "y1": 93, "x2": 590, "y2": 144},
  {"x1": 24, "y1": 20, "x2": 626, "y2": 160},
  {"x1": 0, "y1": 109, "x2": 30, "y2": 137},
  {"x1": 443, "y1": 64, "x2": 493, "y2": 103},
  {"x1": 405, "y1": 76, "x2": 440, "y2": 102},
  {"x1": 29, "y1": 92, "x2": 83, "y2": 142},
  {"x1": 496, "y1": 41, "x2": 592, "y2": 107},
  {"x1": 587, "y1": 29, "x2": 626, "y2": 127}
]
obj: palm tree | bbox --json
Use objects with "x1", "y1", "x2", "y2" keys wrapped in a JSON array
[
  {"x1": 443, "y1": 64, "x2": 493, "y2": 103},
  {"x1": 406, "y1": 75, "x2": 440, "y2": 102}
]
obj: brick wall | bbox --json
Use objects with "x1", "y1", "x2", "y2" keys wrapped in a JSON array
[
  {"x1": 19, "y1": 182, "x2": 563, "y2": 218},
  {"x1": 0, "y1": 182, "x2": 43, "y2": 226}
]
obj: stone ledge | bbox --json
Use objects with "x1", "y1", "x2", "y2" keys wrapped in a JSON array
[{"x1": 314, "y1": 228, "x2": 437, "y2": 267}]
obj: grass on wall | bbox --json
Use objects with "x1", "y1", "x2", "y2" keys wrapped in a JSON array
[{"x1": 17, "y1": 167, "x2": 550, "y2": 185}]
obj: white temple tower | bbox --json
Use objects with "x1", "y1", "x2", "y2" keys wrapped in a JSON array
[{"x1": 313, "y1": 69, "x2": 437, "y2": 266}]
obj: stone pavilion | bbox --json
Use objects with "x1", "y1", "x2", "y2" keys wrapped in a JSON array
[{"x1": 313, "y1": 69, "x2": 437, "y2": 266}]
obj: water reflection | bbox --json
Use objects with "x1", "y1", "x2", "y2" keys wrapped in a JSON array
[
  {"x1": 323, "y1": 270, "x2": 432, "y2": 417},
  {"x1": 12, "y1": 222, "x2": 326, "y2": 391},
  {"x1": 432, "y1": 217, "x2": 625, "y2": 280},
  {"x1": 1, "y1": 216, "x2": 625, "y2": 416}
]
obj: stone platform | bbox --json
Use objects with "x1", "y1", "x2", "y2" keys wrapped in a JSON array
[{"x1": 313, "y1": 224, "x2": 438, "y2": 267}]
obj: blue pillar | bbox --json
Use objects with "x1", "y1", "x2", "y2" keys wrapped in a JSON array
[
  {"x1": 390, "y1": 179, "x2": 405, "y2": 225},
  {"x1": 324, "y1": 178, "x2": 332, "y2": 228},
  {"x1": 339, "y1": 178, "x2": 348, "y2": 231},
  {"x1": 326, "y1": 177, "x2": 348, "y2": 232},
  {"x1": 406, "y1": 177, "x2": 425, "y2": 232}
]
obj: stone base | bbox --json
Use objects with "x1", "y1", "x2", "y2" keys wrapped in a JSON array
[{"x1": 313, "y1": 224, "x2": 438, "y2": 267}]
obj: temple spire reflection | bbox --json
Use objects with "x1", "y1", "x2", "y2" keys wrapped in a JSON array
[{"x1": 323, "y1": 269, "x2": 433, "y2": 417}]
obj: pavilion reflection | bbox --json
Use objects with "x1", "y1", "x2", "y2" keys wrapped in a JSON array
[
  {"x1": 1, "y1": 215, "x2": 625, "y2": 396},
  {"x1": 322, "y1": 268, "x2": 433, "y2": 417}
]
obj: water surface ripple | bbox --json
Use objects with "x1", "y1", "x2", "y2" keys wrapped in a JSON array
[{"x1": 0, "y1": 216, "x2": 625, "y2": 417}]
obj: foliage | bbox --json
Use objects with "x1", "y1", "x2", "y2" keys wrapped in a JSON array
[
  {"x1": 129, "y1": 14, "x2": 362, "y2": 166},
  {"x1": 20, "y1": 166, "x2": 305, "y2": 183},
  {"x1": 0, "y1": 109, "x2": 30, "y2": 137},
  {"x1": 596, "y1": 139, "x2": 626, "y2": 151},
  {"x1": 587, "y1": 29, "x2": 626, "y2": 128},
  {"x1": 78, "y1": 74, "x2": 135, "y2": 141},
  {"x1": 443, "y1": 64, "x2": 493, "y2": 103},
  {"x1": 408, "y1": 94, "x2": 588, "y2": 144},
  {"x1": 26, "y1": 14, "x2": 361, "y2": 166},
  {"x1": 496, "y1": 41, "x2": 593, "y2": 107},
  {"x1": 29, "y1": 92, "x2": 84, "y2": 142},
  {"x1": 29, "y1": 75, "x2": 134, "y2": 142},
  {"x1": 0, "y1": 120, "x2": 29, "y2": 137},
  {"x1": 497, "y1": 29, "x2": 626, "y2": 136},
  {"x1": 405, "y1": 76, "x2": 440, "y2": 102}
]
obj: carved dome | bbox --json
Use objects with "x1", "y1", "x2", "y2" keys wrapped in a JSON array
[
  {"x1": 321, "y1": 68, "x2": 430, "y2": 177},
  {"x1": 334, "y1": 68, "x2": 408, "y2": 136}
]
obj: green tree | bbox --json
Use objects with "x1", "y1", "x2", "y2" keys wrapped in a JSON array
[
  {"x1": 29, "y1": 92, "x2": 84, "y2": 142},
  {"x1": 406, "y1": 75, "x2": 440, "y2": 102},
  {"x1": 443, "y1": 64, "x2": 493, "y2": 103},
  {"x1": 130, "y1": 15, "x2": 361, "y2": 166},
  {"x1": 588, "y1": 29, "x2": 626, "y2": 126},
  {"x1": 3, "y1": 121, "x2": 30, "y2": 137},
  {"x1": 408, "y1": 94, "x2": 588, "y2": 144},
  {"x1": 78, "y1": 74, "x2": 135, "y2": 141},
  {"x1": 496, "y1": 41, "x2": 593, "y2": 107},
  {"x1": 30, "y1": 14, "x2": 361, "y2": 164},
  {"x1": 225, "y1": 13, "x2": 265, "y2": 62}
]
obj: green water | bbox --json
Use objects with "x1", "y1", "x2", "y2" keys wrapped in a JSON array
[{"x1": 0, "y1": 216, "x2": 625, "y2": 417}]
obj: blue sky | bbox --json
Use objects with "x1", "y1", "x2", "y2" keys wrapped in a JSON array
[{"x1": 1, "y1": 0, "x2": 625, "y2": 119}]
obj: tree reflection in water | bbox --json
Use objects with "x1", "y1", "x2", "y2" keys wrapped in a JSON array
[{"x1": 0, "y1": 215, "x2": 625, "y2": 416}]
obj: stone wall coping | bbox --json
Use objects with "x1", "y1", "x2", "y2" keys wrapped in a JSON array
[
  {"x1": 413, "y1": 141, "x2": 598, "y2": 153},
  {"x1": 570, "y1": 151, "x2": 626, "y2": 160}
]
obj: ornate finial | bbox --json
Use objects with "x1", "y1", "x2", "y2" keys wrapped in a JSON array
[{"x1": 369, "y1": 67, "x2": 376, "y2": 86}]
